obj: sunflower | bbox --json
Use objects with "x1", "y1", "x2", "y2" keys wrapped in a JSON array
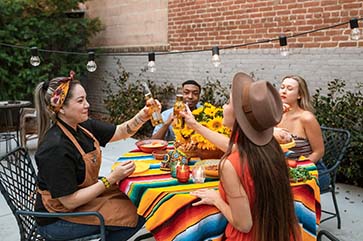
[
  {"x1": 192, "y1": 106, "x2": 203, "y2": 116},
  {"x1": 180, "y1": 126, "x2": 194, "y2": 138},
  {"x1": 207, "y1": 116, "x2": 223, "y2": 131},
  {"x1": 173, "y1": 103, "x2": 230, "y2": 150},
  {"x1": 204, "y1": 105, "x2": 217, "y2": 117}
]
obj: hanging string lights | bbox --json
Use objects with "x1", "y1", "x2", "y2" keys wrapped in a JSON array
[
  {"x1": 1, "y1": 17, "x2": 362, "y2": 72},
  {"x1": 349, "y1": 18, "x2": 361, "y2": 40},
  {"x1": 147, "y1": 52, "x2": 156, "y2": 72},
  {"x1": 211, "y1": 46, "x2": 221, "y2": 67},
  {"x1": 279, "y1": 35, "x2": 289, "y2": 57},
  {"x1": 29, "y1": 47, "x2": 41, "y2": 66},
  {"x1": 86, "y1": 51, "x2": 97, "y2": 72}
]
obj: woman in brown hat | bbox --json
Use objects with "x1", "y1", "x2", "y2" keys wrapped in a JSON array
[
  {"x1": 185, "y1": 72, "x2": 301, "y2": 241},
  {"x1": 33, "y1": 71, "x2": 159, "y2": 240}
]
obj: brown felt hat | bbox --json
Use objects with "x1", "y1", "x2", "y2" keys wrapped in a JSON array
[{"x1": 232, "y1": 72, "x2": 283, "y2": 146}]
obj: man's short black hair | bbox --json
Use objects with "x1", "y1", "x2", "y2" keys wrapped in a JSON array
[{"x1": 182, "y1": 80, "x2": 201, "y2": 92}]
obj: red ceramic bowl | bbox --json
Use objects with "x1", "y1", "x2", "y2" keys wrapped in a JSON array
[
  {"x1": 136, "y1": 139, "x2": 168, "y2": 153},
  {"x1": 152, "y1": 150, "x2": 168, "y2": 160}
]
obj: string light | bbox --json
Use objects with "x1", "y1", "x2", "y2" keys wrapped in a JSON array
[
  {"x1": 86, "y1": 51, "x2": 97, "y2": 72},
  {"x1": 0, "y1": 17, "x2": 362, "y2": 68},
  {"x1": 148, "y1": 52, "x2": 156, "y2": 72},
  {"x1": 350, "y1": 18, "x2": 360, "y2": 40},
  {"x1": 30, "y1": 47, "x2": 41, "y2": 66},
  {"x1": 211, "y1": 46, "x2": 221, "y2": 67},
  {"x1": 279, "y1": 35, "x2": 289, "y2": 57}
]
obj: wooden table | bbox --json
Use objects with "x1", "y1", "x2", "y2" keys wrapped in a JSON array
[{"x1": 118, "y1": 149, "x2": 321, "y2": 241}]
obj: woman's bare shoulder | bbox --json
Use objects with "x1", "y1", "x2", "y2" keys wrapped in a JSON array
[{"x1": 300, "y1": 110, "x2": 318, "y2": 123}]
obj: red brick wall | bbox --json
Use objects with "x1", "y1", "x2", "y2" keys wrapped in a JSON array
[{"x1": 168, "y1": 0, "x2": 363, "y2": 50}]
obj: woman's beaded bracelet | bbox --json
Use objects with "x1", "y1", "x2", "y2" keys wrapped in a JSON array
[{"x1": 100, "y1": 177, "x2": 111, "y2": 189}]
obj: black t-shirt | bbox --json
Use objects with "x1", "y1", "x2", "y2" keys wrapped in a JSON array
[{"x1": 35, "y1": 118, "x2": 115, "y2": 226}]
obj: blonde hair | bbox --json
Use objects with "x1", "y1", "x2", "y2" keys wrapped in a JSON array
[
  {"x1": 34, "y1": 77, "x2": 80, "y2": 143},
  {"x1": 282, "y1": 75, "x2": 315, "y2": 113}
]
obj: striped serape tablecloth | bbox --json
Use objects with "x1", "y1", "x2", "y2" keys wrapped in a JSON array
[
  {"x1": 118, "y1": 151, "x2": 321, "y2": 241},
  {"x1": 292, "y1": 160, "x2": 321, "y2": 241}
]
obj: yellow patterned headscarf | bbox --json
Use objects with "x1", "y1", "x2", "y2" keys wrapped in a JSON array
[{"x1": 48, "y1": 71, "x2": 75, "y2": 113}]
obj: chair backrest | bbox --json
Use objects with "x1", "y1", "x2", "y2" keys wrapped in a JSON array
[
  {"x1": 19, "y1": 108, "x2": 38, "y2": 147},
  {"x1": 0, "y1": 108, "x2": 20, "y2": 133},
  {"x1": 320, "y1": 126, "x2": 351, "y2": 181},
  {"x1": 0, "y1": 147, "x2": 39, "y2": 240}
]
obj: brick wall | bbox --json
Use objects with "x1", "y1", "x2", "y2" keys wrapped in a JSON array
[
  {"x1": 85, "y1": 0, "x2": 363, "y2": 114},
  {"x1": 86, "y1": 47, "x2": 363, "y2": 113},
  {"x1": 168, "y1": 0, "x2": 363, "y2": 50}
]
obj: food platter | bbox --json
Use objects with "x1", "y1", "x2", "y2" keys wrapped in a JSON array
[
  {"x1": 112, "y1": 161, "x2": 150, "y2": 174},
  {"x1": 297, "y1": 155, "x2": 309, "y2": 162},
  {"x1": 135, "y1": 139, "x2": 168, "y2": 153},
  {"x1": 280, "y1": 139, "x2": 296, "y2": 150},
  {"x1": 194, "y1": 159, "x2": 220, "y2": 177}
]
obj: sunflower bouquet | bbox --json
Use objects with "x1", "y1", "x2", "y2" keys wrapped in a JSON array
[{"x1": 173, "y1": 102, "x2": 231, "y2": 151}]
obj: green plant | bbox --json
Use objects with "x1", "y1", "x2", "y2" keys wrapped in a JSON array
[
  {"x1": 200, "y1": 79, "x2": 229, "y2": 106},
  {"x1": 312, "y1": 79, "x2": 363, "y2": 187},
  {"x1": 102, "y1": 70, "x2": 232, "y2": 138},
  {"x1": 0, "y1": 0, "x2": 102, "y2": 101},
  {"x1": 102, "y1": 60, "x2": 175, "y2": 138}
]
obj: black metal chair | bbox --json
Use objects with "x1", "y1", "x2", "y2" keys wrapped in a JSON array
[
  {"x1": 134, "y1": 232, "x2": 154, "y2": 241},
  {"x1": 0, "y1": 147, "x2": 105, "y2": 241},
  {"x1": 0, "y1": 108, "x2": 20, "y2": 154},
  {"x1": 19, "y1": 107, "x2": 38, "y2": 148},
  {"x1": 320, "y1": 127, "x2": 351, "y2": 229},
  {"x1": 317, "y1": 230, "x2": 340, "y2": 241}
]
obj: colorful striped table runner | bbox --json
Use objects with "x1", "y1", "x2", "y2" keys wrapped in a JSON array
[{"x1": 117, "y1": 153, "x2": 320, "y2": 241}]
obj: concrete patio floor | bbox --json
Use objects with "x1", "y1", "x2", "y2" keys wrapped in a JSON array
[{"x1": 1, "y1": 138, "x2": 362, "y2": 241}]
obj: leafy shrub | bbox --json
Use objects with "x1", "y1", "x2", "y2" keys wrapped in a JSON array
[
  {"x1": 102, "y1": 62, "x2": 232, "y2": 138},
  {"x1": 312, "y1": 79, "x2": 363, "y2": 187},
  {"x1": 0, "y1": 0, "x2": 102, "y2": 101},
  {"x1": 200, "y1": 79, "x2": 229, "y2": 106},
  {"x1": 102, "y1": 60, "x2": 175, "y2": 138}
]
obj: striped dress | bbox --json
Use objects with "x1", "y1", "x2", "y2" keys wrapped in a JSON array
[
  {"x1": 288, "y1": 135, "x2": 312, "y2": 160},
  {"x1": 289, "y1": 135, "x2": 331, "y2": 190}
]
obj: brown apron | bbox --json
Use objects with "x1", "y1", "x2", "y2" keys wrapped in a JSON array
[{"x1": 37, "y1": 122, "x2": 138, "y2": 227}]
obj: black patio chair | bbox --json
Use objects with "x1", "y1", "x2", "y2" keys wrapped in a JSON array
[
  {"x1": 317, "y1": 230, "x2": 340, "y2": 241},
  {"x1": 319, "y1": 126, "x2": 351, "y2": 229},
  {"x1": 19, "y1": 107, "x2": 38, "y2": 148},
  {"x1": 0, "y1": 147, "x2": 105, "y2": 241}
]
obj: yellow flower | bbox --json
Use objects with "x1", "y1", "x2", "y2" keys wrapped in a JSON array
[
  {"x1": 204, "y1": 106, "x2": 217, "y2": 118},
  {"x1": 204, "y1": 102, "x2": 213, "y2": 108},
  {"x1": 180, "y1": 126, "x2": 194, "y2": 138},
  {"x1": 174, "y1": 102, "x2": 230, "y2": 150},
  {"x1": 192, "y1": 106, "x2": 203, "y2": 116},
  {"x1": 207, "y1": 116, "x2": 223, "y2": 131}
]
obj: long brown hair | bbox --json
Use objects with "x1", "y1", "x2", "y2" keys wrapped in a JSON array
[
  {"x1": 282, "y1": 75, "x2": 314, "y2": 113},
  {"x1": 222, "y1": 122, "x2": 300, "y2": 241},
  {"x1": 34, "y1": 78, "x2": 81, "y2": 144}
]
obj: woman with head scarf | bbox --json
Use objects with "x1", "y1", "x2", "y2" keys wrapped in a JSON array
[{"x1": 33, "y1": 71, "x2": 159, "y2": 240}]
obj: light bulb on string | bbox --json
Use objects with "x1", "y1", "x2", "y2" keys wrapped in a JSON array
[
  {"x1": 86, "y1": 51, "x2": 97, "y2": 72},
  {"x1": 148, "y1": 52, "x2": 156, "y2": 72},
  {"x1": 279, "y1": 35, "x2": 289, "y2": 57},
  {"x1": 349, "y1": 18, "x2": 360, "y2": 40},
  {"x1": 211, "y1": 46, "x2": 221, "y2": 67},
  {"x1": 30, "y1": 47, "x2": 41, "y2": 66}
]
